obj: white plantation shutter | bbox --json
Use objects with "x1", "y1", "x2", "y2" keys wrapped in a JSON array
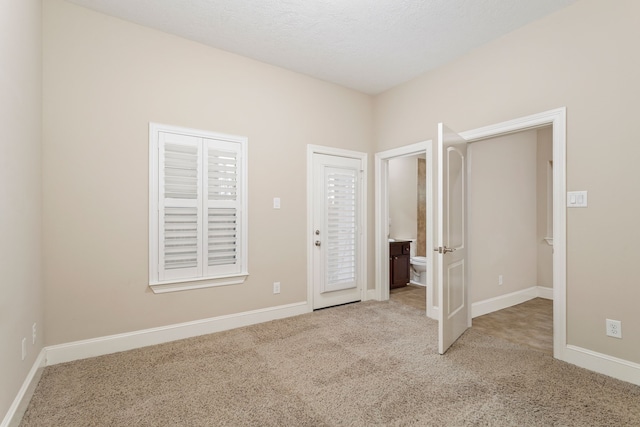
[
  {"x1": 150, "y1": 124, "x2": 247, "y2": 290},
  {"x1": 324, "y1": 168, "x2": 358, "y2": 291},
  {"x1": 205, "y1": 140, "x2": 242, "y2": 276},
  {"x1": 159, "y1": 132, "x2": 202, "y2": 281}
]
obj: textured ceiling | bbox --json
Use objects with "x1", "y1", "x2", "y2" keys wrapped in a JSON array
[{"x1": 66, "y1": 0, "x2": 577, "y2": 94}]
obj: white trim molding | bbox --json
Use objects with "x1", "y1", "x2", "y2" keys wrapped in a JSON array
[
  {"x1": 149, "y1": 274, "x2": 249, "y2": 294},
  {"x1": 472, "y1": 286, "x2": 553, "y2": 318},
  {"x1": 1, "y1": 349, "x2": 46, "y2": 427},
  {"x1": 536, "y1": 286, "x2": 553, "y2": 300},
  {"x1": 45, "y1": 302, "x2": 309, "y2": 366},
  {"x1": 564, "y1": 345, "x2": 640, "y2": 387}
]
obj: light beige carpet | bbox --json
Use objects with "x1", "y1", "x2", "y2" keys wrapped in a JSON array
[{"x1": 21, "y1": 301, "x2": 640, "y2": 426}]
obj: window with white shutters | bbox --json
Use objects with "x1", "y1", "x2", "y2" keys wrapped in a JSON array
[{"x1": 149, "y1": 123, "x2": 248, "y2": 293}]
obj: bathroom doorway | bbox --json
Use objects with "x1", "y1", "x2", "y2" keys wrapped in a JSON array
[
  {"x1": 388, "y1": 154, "x2": 428, "y2": 311},
  {"x1": 374, "y1": 140, "x2": 435, "y2": 318}
]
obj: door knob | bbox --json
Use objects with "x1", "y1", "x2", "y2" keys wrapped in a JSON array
[
  {"x1": 315, "y1": 240, "x2": 321, "y2": 247},
  {"x1": 434, "y1": 246, "x2": 456, "y2": 254}
]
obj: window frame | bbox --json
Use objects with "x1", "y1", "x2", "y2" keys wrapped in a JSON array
[{"x1": 149, "y1": 122, "x2": 248, "y2": 293}]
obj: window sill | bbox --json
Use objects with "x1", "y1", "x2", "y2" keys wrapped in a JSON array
[{"x1": 149, "y1": 273, "x2": 248, "y2": 294}]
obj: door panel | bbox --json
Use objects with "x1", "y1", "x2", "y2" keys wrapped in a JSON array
[
  {"x1": 313, "y1": 154, "x2": 363, "y2": 309},
  {"x1": 447, "y1": 147, "x2": 465, "y2": 250},
  {"x1": 437, "y1": 124, "x2": 469, "y2": 354}
]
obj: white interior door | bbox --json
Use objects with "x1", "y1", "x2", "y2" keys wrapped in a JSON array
[
  {"x1": 312, "y1": 153, "x2": 363, "y2": 309},
  {"x1": 437, "y1": 123, "x2": 469, "y2": 354}
]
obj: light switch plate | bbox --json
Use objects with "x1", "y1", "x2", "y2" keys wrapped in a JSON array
[
  {"x1": 273, "y1": 197, "x2": 281, "y2": 209},
  {"x1": 567, "y1": 191, "x2": 587, "y2": 208}
]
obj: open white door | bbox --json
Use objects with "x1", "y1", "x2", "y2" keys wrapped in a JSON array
[{"x1": 437, "y1": 123, "x2": 469, "y2": 354}]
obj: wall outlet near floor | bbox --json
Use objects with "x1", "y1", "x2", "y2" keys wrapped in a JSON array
[
  {"x1": 606, "y1": 319, "x2": 622, "y2": 338},
  {"x1": 273, "y1": 282, "x2": 281, "y2": 294},
  {"x1": 498, "y1": 275, "x2": 503, "y2": 286},
  {"x1": 21, "y1": 338, "x2": 26, "y2": 360}
]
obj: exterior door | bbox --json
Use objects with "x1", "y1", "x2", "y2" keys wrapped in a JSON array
[
  {"x1": 437, "y1": 123, "x2": 469, "y2": 354},
  {"x1": 312, "y1": 153, "x2": 363, "y2": 309}
]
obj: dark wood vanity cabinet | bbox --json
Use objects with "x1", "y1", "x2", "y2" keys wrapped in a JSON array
[{"x1": 390, "y1": 241, "x2": 410, "y2": 289}]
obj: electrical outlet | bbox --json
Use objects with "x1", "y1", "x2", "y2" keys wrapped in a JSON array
[
  {"x1": 606, "y1": 319, "x2": 622, "y2": 338},
  {"x1": 32, "y1": 323, "x2": 37, "y2": 344},
  {"x1": 273, "y1": 282, "x2": 281, "y2": 294},
  {"x1": 22, "y1": 338, "x2": 26, "y2": 360},
  {"x1": 498, "y1": 275, "x2": 503, "y2": 286}
]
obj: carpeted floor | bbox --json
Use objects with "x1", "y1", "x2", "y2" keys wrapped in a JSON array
[
  {"x1": 473, "y1": 298, "x2": 553, "y2": 355},
  {"x1": 21, "y1": 301, "x2": 640, "y2": 426}
]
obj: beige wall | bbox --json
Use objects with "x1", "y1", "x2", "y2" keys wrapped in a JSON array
[
  {"x1": 375, "y1": 0, "x2": 640, "y2": 362},
  {"x1": 536, "y1": 127, "x2": 553, "y2": 287},
  {"x1": 5, "y1": 0, "x2": 639, "y2": 416},
  {"x1": 0, "y1": 0, "x2": 43, "y2": 418},
  {"x1": 43, "y1": 0, "x2": 374, "y2": 345},
  {"x1": 469, "y1": 131, "x2": 538, "y2": 303},
  {"x1": 388, "y1": 156, "x2": 418, "y2": 241}
]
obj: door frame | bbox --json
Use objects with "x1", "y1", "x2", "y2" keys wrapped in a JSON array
[
  {"x1": 307, "y1": 145, "x2": 368, "y2": 312},
  {"x1": 374, "y1": 107, "x2": 567, "y2": 361},
  {"x1": 460, "y1": 107, "x2": 566, "y2": 360},
  {"x1": 374, "y1": 140, "x2": 435, "y2": 317}
]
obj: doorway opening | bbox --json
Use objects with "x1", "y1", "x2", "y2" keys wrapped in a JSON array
[
  {"x1": 374, "y1": 108, "x2": 567, "y2": 361},
  {"x1": 387, "y1": 153, "x2": 429, "y2": 311},
  {"x1": 375, "y1": 140, "x2": 434, "y2": 318},
  {"x1": 466, "y1": 126, "x2": 554, "y2": 355}
]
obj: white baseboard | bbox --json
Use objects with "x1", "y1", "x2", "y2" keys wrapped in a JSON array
[
  {"x1": 536, "y1": 285, "x2": 553, "y2": 300},
  {"x1": 564, "y1": 345, "x2": 640, "y2": 386},
  {"x1": 45, "y1": 301, "x2": 309, "y2": 366},
  {"x1": 1, "y1": 349, "x2": 46, "y2": 427},
  {"x1": 429, "y1": 286, "x2": 552, "y2": 321},
  {"x1": 472, "y1": 286, "x2": 553, "y2": 318},
  {"x1": 366, "y1": 288, "x2": 378, "y2": 301}
]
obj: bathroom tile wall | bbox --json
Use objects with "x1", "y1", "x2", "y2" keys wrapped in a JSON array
[{"x1": 417, "y1": 158, "x2": 426, "y2": 256}]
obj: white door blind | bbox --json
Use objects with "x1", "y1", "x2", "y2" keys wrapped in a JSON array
[
  {"x1": 159, "y1": 134, "x2": 202, "y2": 281},
  {"x1": 326, "y1": 169, "x2": 357, "y2": 288}
]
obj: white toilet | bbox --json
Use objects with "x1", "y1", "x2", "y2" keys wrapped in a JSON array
[
  {"x1": 408, "y1": 240, "x2": 427, "y2": 286},
  {"x1": 410, "y1": 256, "x2": 427, "y2": 286}
]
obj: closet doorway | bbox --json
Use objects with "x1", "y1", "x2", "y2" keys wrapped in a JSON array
[
  {"x1": 466, "y1": 126, "x2": 554, "y2": 355},
  {"x1": 374, "y1": 108, "x2": 567, "y2": 361}
]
